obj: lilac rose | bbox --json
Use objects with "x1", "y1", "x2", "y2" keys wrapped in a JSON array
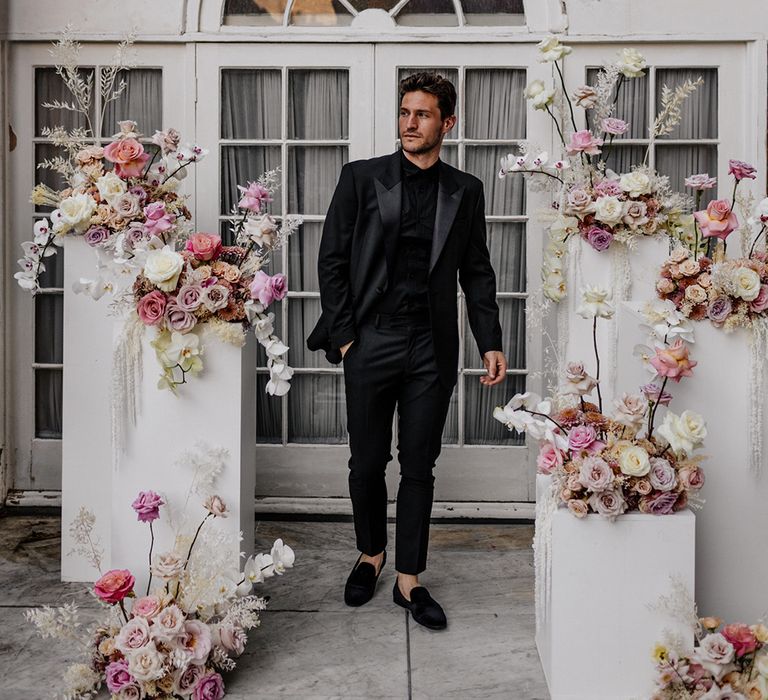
[
  {"x1": 578, "y1": 456, "x2": 614, "y2": 492},
  {"x1": 85, "y1": 225, "x2": 110, "y2": 247},
  {"x1": 130, "y1": 490, "x2": 164, "y2": 523},
  {"x1": 194, "y1": 671, "x2": 225, "y2": 700},
  {"x1": 593, "y1": 179, "x2": 623, "y2": 197},
  {"x1": 165, "y1": 301, "x2": 197, "y2": 333},
  {"x1": 175, "y1": 283, "x2": 204, "y2": 312},
  {"x1": 585, "y1": 225, "x2": 614, "y2": 252},
  {"x1": 588, "y1": 489, "x2": 627, "y2": 519},
  {"x1": 648, "y1": 457, "x2": 677, "y2": 492},
  {"x1": 708, "y1": 297, "x2": 733, "y2": 325},
  {"x1": 638, "y1": 490, "x2": 678, "y2": 515},
  {"x1": 106, "y1": 659, "x2": 135, "y2": 694},
  {"x1": 641, "y1": 383, "x2": 673, "y2": 406},
  {"x1": 175, "y1": 663, "x2": 204, "y2": 695}
]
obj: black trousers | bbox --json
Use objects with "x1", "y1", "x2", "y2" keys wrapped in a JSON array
[{"x1": 343, "y1": 313, "x2": 454, "y2": 575}]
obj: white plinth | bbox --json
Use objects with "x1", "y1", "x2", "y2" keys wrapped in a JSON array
[
  {"x1": 536, "y1": 476, "x2": 695, "y2": 700},
  {"x1": 61, "y1": 237, "x2": 114, "y2": 581},
  {"x1": 617, "y1": 302, "x2": 768, "y2": 622},
  {"x1": 111, "y1": 326, "x2": 256, "y2": 594}
]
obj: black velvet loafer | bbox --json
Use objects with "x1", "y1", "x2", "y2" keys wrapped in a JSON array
[
  {"x1": 344, "y1": 550, "x2": 386, "y2": 607},
  {"x1": 393, "y1": 581, "x2": 447, "y2": 630}
]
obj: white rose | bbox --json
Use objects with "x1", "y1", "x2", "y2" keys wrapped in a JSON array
[
  {"x1": 59, "y1": 193, "x2": 97, "y2": 233},
  {"x1": 245, "y1": 214, "x2": 279, "y2": 248},
  {"x1": 619, "y1": 171, "x2": 652, "y2": 198},
  {"x1": 733, "y1": 266, "x2": 761, "y2": 301},
  {"x1": 577, "y1": 285, "x2": 614, "y2": 319},
  {"x1": 657, "y1": 410, "x2": 707, "y2": 456},
  {"x1": 594, "y1": 196, "x2": 624, "y2": 226},
  {"x1": 618, "y1": 444, "x2": 651, "y2": 477},
  {"x1": 524, "y1": 79, "x2": 545, "y2": 100},
  {"x1": 616, "y1": 48, "x2": 647, "y2": 78},
  {"x1": 537, "y1": 36, "x2": 572, "y2": 63},
  {"x1": 144, "y1": 246, "x2": 184, "y2": 292},
  {"x1": 96, "y1": 171, "x2": 127, "y2": 203},
  {"x1": 127, "y1": 643, "x2": 165, "y2": 682},
  {"x1": 524, "y1": 80, "x2": 556, "y2": 110},
  {"x1": 151, "y1": 551, "x2": 185, "y2": 580}
]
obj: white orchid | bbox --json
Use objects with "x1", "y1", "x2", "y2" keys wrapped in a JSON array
[
  {"x1": 266, "y1": 358, "x2": 294, "y2": 396},
  {"x1": 72, "y1": 276, "x2": 112, "y2": 301},
  {"x1": 271, "y1": 539, "x2": 295, "y2": 575},
  {"x1": 160, "y1": 331, "x2": 202, "y2": 372}
]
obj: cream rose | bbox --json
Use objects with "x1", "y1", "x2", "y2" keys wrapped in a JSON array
[
  {"x1": 151, "y1": 551, "x2": 185, "y2": 580},
  {"x1": 658, "y1": 410, "x2": 707, "y2": 456},
  {"x1": 152, "y1": 604, "x2": 184, "y2": 642},
  {"x1": 613, "y1": 393, "x2": 647, "y2": 429},
  {"x1": 679, "y1": 259, "x2": 701, "y2": 277},
  {"x1": 616, "y1": 48, "x2": 647, "y2": 78},
  {"x1": 618, "y1": 444, "x2": 651, "y2": 477},
  {"x1": 59, "y1": 193, "x2": 97, "y2": 233},
  {"x1": 127, "y1": 644, "x2": 165, "y2": 682},
  {"x1": 144, "y1": 246, "x2": 184, "y2": 292},
  {"x1": 733, "y1": 266, "x2": 762, "y2": 301},
  {"x1": 577, "y1": 285, "x2": 614, "y2": 319},
  {"x1": 620, "y1": 171, "x2": 652, "y2": 198},
  {"x1": 685, "y1": 284, "x2": 707, "y2": 304},
  {"x1": 594, "y1": 196, "x2": 624, "y2": 226},
  {"x1": 537, "y1": 36, "x2": 572, "y2": 63},
  {"x1": 96, "y1": 171, "x2": 127, "y2": 203},
  {"x1": 523, "y1": 80, "x2": 555, "y2": 110}
]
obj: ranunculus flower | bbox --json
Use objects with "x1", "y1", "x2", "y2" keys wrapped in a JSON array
[
  {"x1": 131, "y1": 490, "x2": 164, "y2": 523},
  {"x1": 165, "y1": 301, "x2": 197, "y2": 334},
  {"x1": 194, "y1": 671, "x2": 225, "y2": 700},
  {"x1": 751, "y1": 285, "x2": 768, "y2": 313},
  {"x1": 638, "y1": 491, "x2": 678, "y2": 515},
  {"x1": 649, "y1": 339, "x2": 697, "y2": 382},
  {"x1": 619, "y1": 171, "x2": 652, "y2": 198},
  {"x1": 237, "y1": 181, "x2": 272, "y2": 212},
  {"x1": 648, "y1": 458, "x2": 677, "y2": 492},
  {"x1": 723, "y1": 623, "x2": 758, "y2": 657},
  {"x1": 601, "y1": 118, "x2": 629, "y2": 135},
  {"x1": 204, "y1": 494, "x2": 229, "y2": 517},
  {"x1": 708, "y1": 297, "x2": 733, "y2": 325},
  {"x1": 577, "y1": 285, "x2": 614, "y2": 319},
  {"x1": 144, "y1": 246, "x2": 184, "y2": 292},
  {"x1": 566, "y1": 129, "x2": 603, "y2": 156},
  {"x1": 679, "y1": 465, "x2": 705, "y2": 490},
  {"x1": 568, "y1": 425, "x2": 604, "y2": 455},
  {"x1": 131, "y1": 595, "x2": 161, "y2": 619},
  {"x1": 588, "y1": 489, "x2": 627, "y2": 519},
  {"x1": 137, "y1": 291, "x2": 167, "y2": 327},
  {"x1": 586, "y1": 225, "x2": 613, "y2": 252},
  {"x1": 616, "y1": 48, "x2": 647, "y2": 78},
  {"x1": 685, "y1": 173, "x2": 717, "y2": 190},
  {"x1": 185, "y1": 233, "x2": 222, "y2": 262},
  {"x1": 106, "y1": 659, "x2": 135, "y2": 694},
  {"x1": 536, "y1": 442, "x2": 564, "y2": 475},
  {"x1": 94, "y1": 569, "x2": 135, "y2": 604},
  {"x1": 115, "y1": 617, "x2": 152, "y2": 655},
  {"x1": 103, "y1": 138, "x2": 150, "y2": 179},
  {"x1": 618, "y1": 444, "x2": 651, "y2": 477},
  {"x1": 578, "y1": 456, "x2": 614, "y2": 492},
  {"x1": 85, "y1": 225, "x2": 110, "y2": 247},
  {"x1": 728, "y1": 159, "x2": 757, "y2": 181},
  {"x1": 613, "y1": 393, "x2": 647, "y2": 429},
  {"x1": 143, "y1": 201, "x2": 176, "y2": 238},
  {"x1": 694, "y1": 199, "x2": 739, "y2": 240},
  {"x1": 151, "y1": 551, "x2": 185, "y2": 580}
]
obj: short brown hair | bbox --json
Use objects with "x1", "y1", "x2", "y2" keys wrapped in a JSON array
[{"x1": 399, "y1": 72, "x2": 457, "y2": 120}]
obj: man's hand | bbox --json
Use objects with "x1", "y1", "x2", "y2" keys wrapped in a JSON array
[
  {"x1": 340, "y1": 340, "x2": 354, "y2": 359},
  {"x1": 480, "y1": 351, "x2": 507, "y2": 386}
]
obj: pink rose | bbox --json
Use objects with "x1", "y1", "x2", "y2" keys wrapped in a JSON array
[
  {"x1": 568, "y1": 425, "x2": 605, "y2": 455},
  {"x1": 566, "y1": 187, "x2": 595, "y2": 217},
  {"x1": 728, "y1": 159, "x2": 757, "y2": 181},
  {"x1": 578, "y1": 456, "x2": 614, "y2": 492},
  {"x1": 115, "y1": 617, "x2": 152, "y2": 655},
  {"x1": 178, "y1": 619, "x2": 212, "y2": 664},
  {"x1": 194, "y1": 672, "x2": 225, "y2": 700},
  {"x1": 165, "y1": 301, "x2": 197, "y2": 333},
  {"x1": 175, "y1": 663, "x2": 204, "y2": 695},
  {"x1": 566, "y1": 129, "x2": 603, "y2": 156},
  {"x1": 593, "y1": 179, "x2": 623, "y2": 197},
  {"x1": 679, "y1": 465, "x2": 705, "y2": 490},
  {"x1": 204, "y1": 494, "x2": 229, "y2": 517},
  {"x1": 143, "y1": 202, "x2": 176, "y2": 238},
  {"x1": 694, "y1": 199, "x2": 739, "y2": 240},
  {"x1": 185, "y1": 233, "x2": 222, "y2": 262},
  {"x1": 103, "y1": 138, "x2": 150, "y2": 179},
  {"x1": 638, "y1": 491, "x2": 678, "y2": 515},
  {"x1": 237, "y1": 181, "x2": 272, "y2": 213},
  {"x1": 685, "y1": 173, "x2": 717, "y2": 190},
  {"x1": 536, "y1": 443, "x2": 564, "y2": 475},
  {"x1": 131, "y1": 595, "x2": 161, "y2": 619},
  {"x1": 585, "y1": 225, "x2": 614, "y2": 252},
  {"x1": 268, "y1": 273, "x2": 288, "y2": 301},
  {"x1": 750, "y1": 284, "x2": 768, "y2": 313},
  {"x1": 649, "y1": 339, "x2": 697, "y2": 382},
  {"x1": 216, "y1": 622, "x2": 247, "y2": 656},
  {"x1": 106, "y1": 659, "x2": 135, "y2": 694},
  {"x1": 175, "y1": 284, "x2": 204, "y2": 312},
  {"x1": 137, "y1": 291, "x2": 167, "y2": 326},
  {"x1": 567, "y1": 499, "x2": 589, "y2": 518},
  {"x1": 94, "y1": 569, "x2": 135, "y2": 604},
  {"x1": 588, "y1": 489, "x2": 627, "y2": 519},
  {"x1": 601, "y1": 118, "x2": 629, "y2": 135},
  {"x1": 249, "y1": 270, "x2": 275, "y2": 306},
  {"x1": 131, "y1": 490, "x2": 164, "y2": 523},
  {"x1": 722, "y1": 623, "x2": 758, "y2": 657}
]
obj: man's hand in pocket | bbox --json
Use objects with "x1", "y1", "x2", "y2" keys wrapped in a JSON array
[{"x1": 341, "y1": 340, "x2": 354, "y2": 359}]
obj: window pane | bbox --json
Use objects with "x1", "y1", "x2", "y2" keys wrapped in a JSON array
[
  {"x1": 442, "y1": 383, "x2": 459, "y2": 445},
  {"x1": 223, "y1": 0, "x2": 285, "y2": 26},
  {"x1": 35, "y1": 369, "x2": 63, "y2": 439},
  {"x1": 441, "y1": 144, "x2": 458, "y2": 167},
  {"x1": 256, "y1": 373, "x2": 282, "y2": 443},
  {"x1": 289, "y1": 222, "x2": 323, "y2": 292},
  {"x1": 290, "y1": 0, "x2": 353, "y2": 26},
  {"x1": 601, "y1": 144, "x2": 646, "y2": 175},
  {"x1": 656, "y1": 144, "x2": 718, "y2": 205},
  {"x1": 587, "y1": 67, "x2": 648, "y2": 140},
  {"x1": 220, "y1": 145, "x2": 282, "y2": 215},
  {"x1": 464, "y1": 297, "x2": 525, "y2": 369},
  {"x1": 288, "y1": 374, "x2": 347, "y2": 443},
  {"x1": 487, "y1": 223, "x2": 526, "y2": 293},
  {"x1": 101, "y1": 69, "x2": 163, "y2": 138},
  {"x1": 221, "y1": 70, "x2": 282, "y2": 140},
  {"x1": 465, "y1": 374, "x2": 525, "y2": 445},
  {"x1": 466, "y1": 146, "x2": 525, "y2": 215},
  {"x1": 288, "y1": 70, "x2": 349, "y2": 140},
  {"x1": 656, "y1": 68, "x2": 718, "y2": 140},
  {"x1": 35, "y1": 295, "x2": 63, "y2": 364},
  {"x1": 287, "y1": 297, "x2": 334, "y2": 368},
  {"x1": 397, "y1": 0, "x2": 458, "y2": 26},
  {"x1": 462, "y1": 0, "x2": 525, "y2": 25},
  {"x1": 36, "y1": 243, "x2": 64, "y2": 288},
  {"x1": 465, "y1": 69, "x2": 526, "y2": 140},
  {"x1": 34, "y1": 143, "x2": 69, "y2": 193},
  {"x1": 35, "y1": 67, "x2": 95, "y2": 136},
  {"x1": 287, "y1": 146, "x2": 347, "y2": 215},
  {"x1": 398, "y1": 68, "x2": 459, "y2": 132}
]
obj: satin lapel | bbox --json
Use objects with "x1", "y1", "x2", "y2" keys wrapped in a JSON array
[
  {"x1": 430, "y1": 166, "x2": 465, "y2": 274},
  {"x1": 374, "y1": 178, "x2": 401, "y2": 282}
]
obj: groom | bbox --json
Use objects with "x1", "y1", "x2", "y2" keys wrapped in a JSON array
[{"x1": 307, "y1": 72, "x2": 506, "y2": 630}]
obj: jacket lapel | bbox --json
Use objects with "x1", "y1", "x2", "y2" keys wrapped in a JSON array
[
  {"x1": 374, "y1": 151, "x2": 403, "y2": 283},
  {"x1": 430, "y1": 162, "x2": 465, "y2": 274}
]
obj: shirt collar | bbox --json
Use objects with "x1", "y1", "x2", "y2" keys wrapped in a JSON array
[{"x1": 400, "y1": 149, "x2": 440, "y2": 179}]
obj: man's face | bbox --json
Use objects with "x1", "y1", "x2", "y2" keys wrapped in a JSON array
[{"x1": 398, "y1": 90, "x2": 455, "y2": 156}]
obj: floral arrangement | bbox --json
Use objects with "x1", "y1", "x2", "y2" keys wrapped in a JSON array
[
  {"x1": 494, "y1": 286, "x2": 706, "y2": 519},
  {"x1": 498, "y1": 36, "x2": 700, "y2": 302},
  {"x1": 26, "y1": 472, "x2": 294, "y2": 699},
  {"x1": 652, "y1": 616, "x2": 768, "y2": 699},
  {"x1": 656, "y1": 160, "x2": 768, "y2": 332}
]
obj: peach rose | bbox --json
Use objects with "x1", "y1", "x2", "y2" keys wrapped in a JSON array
[
  {"x1": 185, "y1": 233, "x2": 222, "y2": 262},
  {"x1": 103, "y1": 138, "x2": 150, "y2": 179},
  {"x1": 94, "y1": 569, "x2": 135, "y2": 604}
]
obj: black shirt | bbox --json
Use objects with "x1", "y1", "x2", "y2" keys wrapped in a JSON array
[{"x1": 376, "y1": 151, "x2": 440, "y2": 315}]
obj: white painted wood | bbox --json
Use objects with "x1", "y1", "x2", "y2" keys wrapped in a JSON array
[
  {"x1": 0, "y1": 40, "x2": 9, "y2": 504},
  {"x1": 536, "y1": 475, "x2": 695, "y2": 700}
]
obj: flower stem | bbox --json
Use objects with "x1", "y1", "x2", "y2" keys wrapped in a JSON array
[
  {"x1": 146, "y1": 521, "x2": 155, "y2": 597},
  {"x1": 118, "y1": 599, "x2": 129, "y2": 624},
  {"x1": 592, "y1": 317, "x2": 603, "y2": 413},
  {"x1": 525, "y1": 409, "x2": 568, "y2": 436},
  {"x1": 545, "y1": 105, "x2": 567, "y2": 148},
  {"x1": 554, "y1": 61, "x2": 578, "y2": 135},
  {"x1": 693, "y1": 190, "x2": 702, "y2": 261},
  {"x1": 748, "y1": 224, "x2": 767, "y2": 259},
  {"x1": 176, "y1": 512, "x2": 212, "y2": 599},
  {"x1": 647, "y1": 376, "x2": 669, "y2": 440}
]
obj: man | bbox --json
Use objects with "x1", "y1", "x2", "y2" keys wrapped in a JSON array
[{"x1": 307, "y1": 72, "x2": 507, "y2": 631}]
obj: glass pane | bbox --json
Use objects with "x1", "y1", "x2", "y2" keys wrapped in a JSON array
[
  {"x1": 441, "y1": 144, "x2": 458, "y2": 167},
  {"x1": 586, "y1": 68, "x2": 648, "y2": 140},
  {"x1": 101, "y1": 69, "x2": 163, "y2": 138},
  {"x1": 256, "y1": 373, "x2": 282, "y2": 443},
  {"x1": 466, "y1": 146, "x2": 525, "y2": 216},
  {"x1": 36, "y1": 241, "x2": 64, "y2": 288},
  {"x1": 487, "y1": 223, "x2": 526, "y2": 293},
  {"x1": 398, "y1": 68, "x2": 459, "y2": 132},
  {"x1": 221, "y1": 70, "x2": 282, "y2": 140},
  {"x1": 465, "y1": 374, "x2": 526, "y2": 445},
  {"x1": 288, "y1": 374, "x2": 347, "y2": 443},
  {"x1": 656, "y1": 68, "x2": 718, "y2": 140},
  {"x1": 288, "y1": 70, "x2": 349, "y2": 140},
  {"x1": 287, "y1": 297, "x2": 334, "y2": 368},
  {"x1": 464, "y1": 297, "x2": 525, "y2": 369},
  {"x1": 35, "y1": 67, "x2": 95, "y2": 136},
  {"x1": 290, "y1": 0, "x2": 353, "y2": 26},
  {"x1": 442, "y1": 383, "x2": 459, "y2": 445},
  {"x1": 223, "y1": 0, "x2": 285, "y2": 26},
  {"x1": 656, "y1": 145, "x2": 718, "y2": 205},
  {"x1": 462, "y1": 0, "x2": 525, "y2": 25},
  {"x1": 289, "y1": 222, "x2": 323, "y2": 292},
  {"x1": 287, "y1": 146, "x2": 347, "y2": 215},
  {"x1": 35, "y1": 143, "x2": 69, "y2": 193},
  {"x1": 220, "y1": 145, "x2": 282, "y2": 215},
  {"x1": 465, "y1": 69, "x2": 526, "y2": 140},
  {"x1": 35, "y1": 369, "x2": 63, "y2": 439},
  {"x1": 601, "y1": 144, "x2": 646, "y2": 176},
  {"x1": 397, "y1": 0, "x2": 458, "y2": 25},
  {"x1": 35, "y1": 295, "x2": 63, "y2": 364}
]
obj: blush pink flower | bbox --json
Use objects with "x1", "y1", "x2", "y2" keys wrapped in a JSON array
[
  {"x1": 94, "y1": 569, "x2": 135, "y2": 604},
  {"x1": 237, "y1": 181, "x2": 272, "y2": 213},
  {"x1": 593, "y1": 179, "x2": 623, "y2": 197},
  {"x1": 585, "y1": 225, "x2": 614, "y2": 252},
  {"x1": 185, "y1": 233, "x2": 222, "y2": 262},
  {"x1": 131, "y1": 595, "x2": 161, "y2": 619},
  {"x1": 137, "y1": 291, "x2": 167, "y2": 326},
  {"x1": 750, "y1": 284, "x2": 768, "y2": 313},
  {"x1": 143, "y1": 202, "x2": 176, "y2": 238},
  {"x1": 649, "y1": 340, "x2": 697, "y2": 382},
  {"x1": 536, "y1": 443, "x2": 564, "y2": 475},
  {"x1": 600, "y1": 118, "x2": 629, "y2": 136},
  {"x1": 103, "y1": 138, "x2": 150, "y2": 179},
  {"x1": 728, "y1": 159, "x2": 757, "y2": 181},
  {"x1": 722, "y1": 623, "x2": 758, "y2": 657},
  {"x1": 568, "y1": 425, "x2": 605, "y2": 455},
  {"x1": 685, "y1": 173, "x2": 717, "y2": 190},
  {"x1": 694, "y1": 199, "x2": 739, "y2": 240},
  {"x1": 131, "y1": 490, "x2": 164, "y2": 523},
  {"x1": 106, "y1": 659, "x2": 135, "y2": 694},
  {"x1": 566, "y1": 129, "x2": 603, "y2": 156},
  {"x1": 194, "y1": 671, "x2": 225, "y2": 700},
  {"x1": 249, "y1": 271, "x2": 287, "y2": 307}
]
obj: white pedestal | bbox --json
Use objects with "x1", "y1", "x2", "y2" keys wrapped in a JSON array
[
  {"x1": 536, "y1": 476, "x2": 695, "y2": 700},
  {"x1": 61, "y1": 237, "x2": 113, "y2": 581},
  {"x1": 111, "y1": 326, "x2": 256, "y2": 594},
  {"x1": 617, "y1": 302, "x2": 768, "y2": 622}
]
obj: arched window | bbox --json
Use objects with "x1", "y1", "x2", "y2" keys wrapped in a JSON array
[{"x1": 222, "y1": 0, "x2": 525, "y2": 27}]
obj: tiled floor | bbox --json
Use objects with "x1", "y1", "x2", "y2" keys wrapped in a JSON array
[{"x1": 0, "y1": 514, "x2": 549, "y2": 699}]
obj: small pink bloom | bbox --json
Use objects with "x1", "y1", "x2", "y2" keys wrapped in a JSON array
[
  {"x1": 600, "y1": 118, "x2": 629, "y2": 136},
  {"x1": 750, "y1": 284, "x2": 768, "y2": 313},
  {"x1": 694, "y1": 199, "x2": 739, "y2": 240},
  {"x1": 131, "y1": 490, "x2": 164, "y2": 523},
  {"x1": 568, "y1": 425, "x2": 605, "y2": 455},
  {"x1": 185, "y1": 233, "x2": 222, "y2": 262},
  {"x1": 94, "y1": 569, "x2": 135, "y2": 604},
  {"x1": 684, "y1": 173, "x2": 717, "y2": 190},
  {"x1": 136, "y1": 291, "x2": 167, "y2": 326},
  {"x1": 641, "y1": 383, "x2": 672, "y2": 406},
  {"x1": 194, "y1": 671, "x2": 225, "y2": 700},
  {"x1": 268, "y1": 273, "x2": 288, "y2": 302},
  {"x1": 103, "y1": 138, "x2": 150, "y2": 179},
  {"x1": 728, "y1": 159, "x2": 757, "y2": 181},
  {"x1": 722, "y1": 623, "x2": 758, "y2": 657},
  {"x1": 249, "y1": 270, "x2": 284, "y2": 307},
  {"x1": 237, "y1": 181, "x2": 272, "y2": 213},
  {"x1": 143, "y1": 202, "x2": 176, "y2": 238},
  {"x1": 106, "y1": 659, "x2": 135, "y2": 694},
  {"x1": 536, "y1": 443, "x2": 564, "y2": 475},
  {"x1": 131, "y1": 595, "x2": 161, "y2": 619},
  {"x1": 566, "y1": 129, "x2": 603, "y2": 156},
  {"x1": 593, "y1": 179, "x2": 623, "y2": 197}
]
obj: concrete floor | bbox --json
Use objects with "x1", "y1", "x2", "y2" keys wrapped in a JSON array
[{"x1": 0, "y1": 514, "x2": 549, "y2": 699}]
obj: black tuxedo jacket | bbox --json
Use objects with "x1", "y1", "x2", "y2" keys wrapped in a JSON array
[{"x1": 306, "y1": 150, "x2": 503, "y2": 389}]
